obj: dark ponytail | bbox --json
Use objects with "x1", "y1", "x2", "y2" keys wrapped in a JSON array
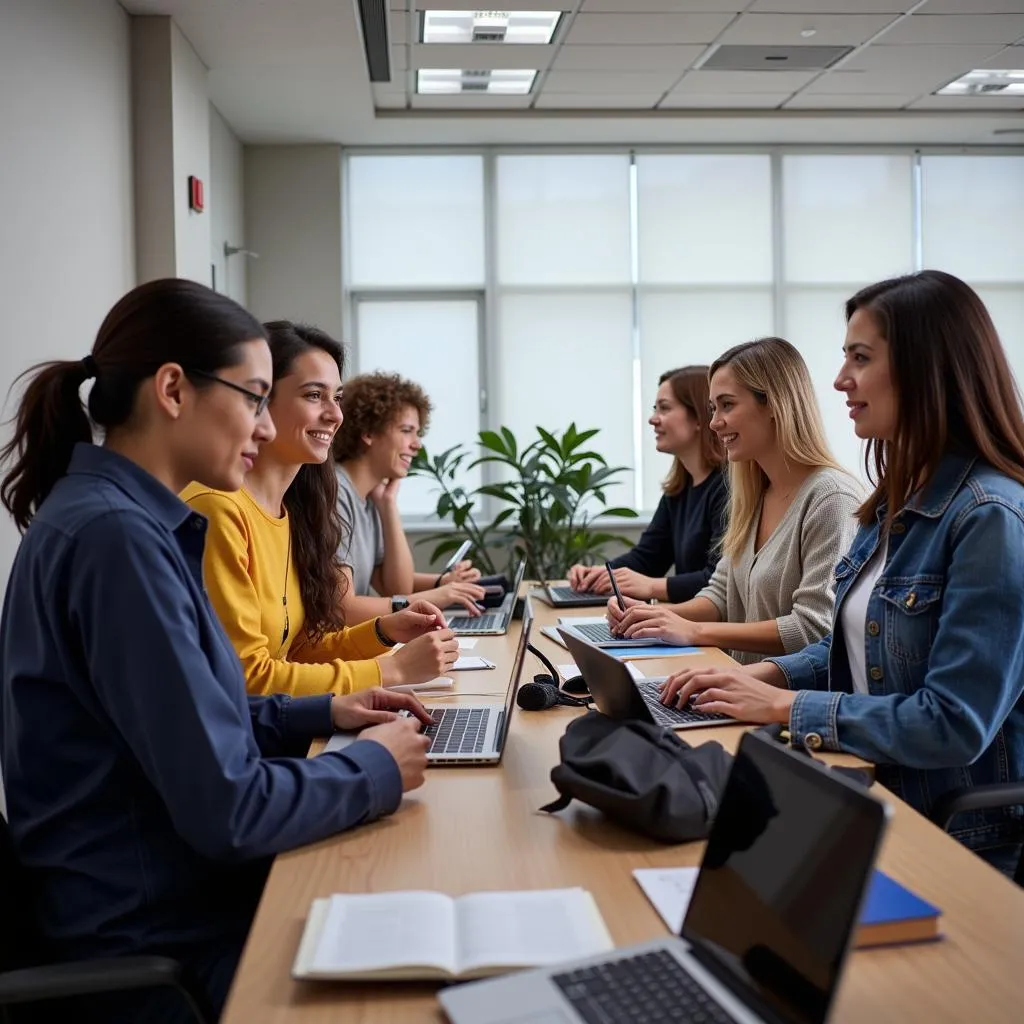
[
  {"x1": 1, "y1": 278, "x2": 267, "y2": 531},
  {"x1": 263, "y1": 320, "x2": 348, "y2": 642}
]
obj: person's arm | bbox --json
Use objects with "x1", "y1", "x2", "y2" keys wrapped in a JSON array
[
  {"x1": 68, "y1": 512, "x2": 402, "y2": 861},
  {"x1": 339, "y1": 565, "x2": 392, "y2": 623},
  {"x1": 789, "y1": 502, "x2": 1024, "y2": 767},
  {"x1": 665, "y1": 475, "x2": 728, "y2": 603},
  {"x1": 609, "y1": 494, "x2": 674, "y2": 580},
  {"x1": 247, "y1": 692, "x2": 337, "y2": 758},
  {"x1": 190, "y1": 492, "x2": 384, "y2": 698},
  {"x1": 765, "y1": 635, "x2": 833, "y2": 692},
  {"x1": 373, "y1": 481, "x2": 415, "y2": 595}
]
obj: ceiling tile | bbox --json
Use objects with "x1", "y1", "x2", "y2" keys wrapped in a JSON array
[
  {"x1": 658, "y1": 92, "x2": 791, "y2": 108},
  {"x1": 564, "y1": 13, "x2": 736, "y2": 46},
  {"x1": 879, "y1": 15, "x2": 1024, "y2": 46},
  {"x1": 669, "y1": 70, "x2": 818, "y2": 94},
  {"x1": 552, "y1": 45, "x2": 705, "y2": 71},
  {"x1": 410, "y1": 93, "x2": 533, "y2": 109},
  {"x1": 783, "y1": 93, "x2": 913, "y2": 109},
  {"x1": 748, "y1": 0, "x2": 908, "y2": 10},
  {"x1": 987, "y1": 45, "x2": 1024, "y2": 68},
  {"x1": 843, "y1": 43, "x2": 1008, "y2": 72},
  {"x1": 534, "y1": 93, "x2": 663, "y2": 109},
  {"x1": 413, "y1": 0, "x2": 568, "y2": 9},
  {"x1": 905, "y1": 0, "x2": 1024, "y2": 13},
  {"x1": 717, "y1": 13, "x2": 896, "y2": 47},
  {"x1": 581, "y1": 0, "x2": 745, "y2": 10},
  {"x1": 373, "y1": 90, "x2": 407, "y2": 110},
  {"x1": 390, "y1": 46, "x2": 408, "y2": 72},
  {"x1": 410, "y1": 44, "x2": 555, "y2": 70},
  {"x1": 390, "y1": 12, "x2": 408, "y2": 46},
  {"x1": 799, "y1": 69, "x2": 955, "y2": 94},
  {"x1": 908, "y1": 94, "x2": 1024, "y2": 109},
  {"x1": 542, "y1": 69, "x2": 682, "y2": 93}
]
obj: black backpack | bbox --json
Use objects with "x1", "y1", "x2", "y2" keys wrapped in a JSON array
[{"x1": 540, "y1": 711, "x2": 734, "y2": 843}]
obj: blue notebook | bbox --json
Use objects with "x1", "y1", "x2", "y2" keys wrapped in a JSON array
[
  {"x1": 610, "y1": 644, "x2": 701, "y2": 660},
  {"x1": 856, "y1": 871, "x2": 942, "y2": 947}
]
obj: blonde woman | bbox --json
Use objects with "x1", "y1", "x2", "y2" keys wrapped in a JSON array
[{"x1": 609, "y1": 337, "x2": 862, "y2": 664}]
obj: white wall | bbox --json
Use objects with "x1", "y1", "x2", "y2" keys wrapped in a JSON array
[
  {"x1": 245, "y1": 146, "x2": 344, "y2": 337},
  {"x1": 0, "y1": 0, "x2": 135, "y2": 580},
  {"x1": 209, "y1": 106, "x2": 248, "y2": 306}
]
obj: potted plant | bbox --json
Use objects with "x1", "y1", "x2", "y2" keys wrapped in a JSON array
[{"x1": 410, "y1": 423, "x2": 638, "y2": 581}]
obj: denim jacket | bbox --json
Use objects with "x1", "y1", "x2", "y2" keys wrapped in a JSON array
[{"x1": 769, "y1": 453, "x2": 1024, "y2": 853}]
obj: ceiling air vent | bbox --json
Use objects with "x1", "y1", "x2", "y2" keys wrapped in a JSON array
[
  {"x1": 702, "y1": 45, "x2": 852, "y2": 72},
  {"x1": 472, "y1": 26, "x2": 508, "y2": 43},
  {"x1": 356, "y1": 0, "x2": 391, "y2": 82}
]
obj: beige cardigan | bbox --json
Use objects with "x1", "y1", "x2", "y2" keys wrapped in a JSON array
[{"x1": 698, "y1": 467, "x2": 864, "y2": 665}]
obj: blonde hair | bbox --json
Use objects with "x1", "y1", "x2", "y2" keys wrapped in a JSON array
[{"x1": 710, "y1": 337, "x2": 843, "y2": 561}]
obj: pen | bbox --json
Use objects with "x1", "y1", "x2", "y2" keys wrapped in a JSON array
[{"x1": 605, "y1": 561, "x2": 626, "y2": 613}]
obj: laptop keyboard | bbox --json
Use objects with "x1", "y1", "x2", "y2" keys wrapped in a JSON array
[
  {"x1": 571, "y1": 622, "x2": 618, "y2": 643},
  {"x1": 551, "y1": 586, "x2": 599, "y2": 601},
  {"x1": 448, "y1": 613, "x2": 503, "y2": 632},
  {"x1": 553, "y1": 949, "x2": 738, "y2": 1024},
  {"x1": 637, "y1": 680, "x2": 732, "y2": 726},
  {"x1": 424, "y1": 707, "x2": 490, "y2": 755}
]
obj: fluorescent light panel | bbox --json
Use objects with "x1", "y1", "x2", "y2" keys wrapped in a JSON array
[
  {"x1": 421, "y1": 10, "x2": 562, "y2": 45},
  {"x1": 937, "y1": 69, "x2": 1024, "y2": 96},
  {"x1": 417, "y1": 68, "x2": 538, "y2": 94}
]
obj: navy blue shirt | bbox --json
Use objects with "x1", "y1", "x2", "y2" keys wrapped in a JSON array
[
  {"x1": 0, "y1": 444, "x2": 401, "y2": 962},
  {"x1": 609, "y1": 468, "x2": 727, "y2": 603}
]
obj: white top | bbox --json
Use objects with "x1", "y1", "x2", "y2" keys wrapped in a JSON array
[{"x1": 840, "y1": 541, "x2": 887, "y2": 695}]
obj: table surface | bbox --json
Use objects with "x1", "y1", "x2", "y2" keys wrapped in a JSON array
[{"x1": 222, "y1": 589, "x2": 1024, "y2": 1023}]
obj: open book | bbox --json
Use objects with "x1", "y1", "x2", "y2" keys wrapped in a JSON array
[{"x1": 292, "y1": 888, "x2": 613, "y2": 981}]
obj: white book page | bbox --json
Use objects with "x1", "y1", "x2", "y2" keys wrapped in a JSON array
[
  {"x1": 633, "y1": 867, "x2": 700, "y2": 934},
  {"x1": 454, "y1": 889, "x2": 611, "y2": 975},
  {"x1": 310, "y1": 892, "x2": 456, "y2": 976}
]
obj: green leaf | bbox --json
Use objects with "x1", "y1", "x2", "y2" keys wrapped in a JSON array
[
  {"x1": 600, "y1": 506, "x2": 640, "y2": 519},
  {"x1": 479, "y1": 430, "x2": 511, "y2": 456}
]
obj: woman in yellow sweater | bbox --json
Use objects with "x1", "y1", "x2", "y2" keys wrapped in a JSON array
[{"x1": 183, "y1": 321, "x2": 458, "y2": 698}]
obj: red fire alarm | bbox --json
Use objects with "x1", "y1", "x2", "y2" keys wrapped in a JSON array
[{"x1": 188, "y1": 175, "x2": 204, "y2": 213}]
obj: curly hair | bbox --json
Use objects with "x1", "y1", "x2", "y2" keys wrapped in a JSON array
[
  {"x1": 332, "y1": 372, "x2": 433, "y2": 463},
  {"x1": 263, "y1": 320, "x2": 348, "y2": 643}
]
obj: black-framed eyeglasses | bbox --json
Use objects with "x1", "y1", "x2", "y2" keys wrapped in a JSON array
[{"x1": 187, "y1": 369, "x2": 271, "y2": 417}]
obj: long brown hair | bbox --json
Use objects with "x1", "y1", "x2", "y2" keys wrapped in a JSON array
[
  {"x1": 658, "y1": 365, "x2": 724, "y2": 496},
  {"x1": 848, "y1": 270, "x2": 1024, "y2": 529},
  {"x1": 710, "y1": 337, "x2": 844, "y2": 561},
  {"x1": 1, "y1": 279, "x2": 266, "y2": 531},
  {"x1": 263, "y1": 321, "x2": 349, "y2": 643}
]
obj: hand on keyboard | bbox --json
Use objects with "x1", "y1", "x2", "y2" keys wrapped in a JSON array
[{"x1": 657, "y1": 667, "x2": 796, "y2": 726}]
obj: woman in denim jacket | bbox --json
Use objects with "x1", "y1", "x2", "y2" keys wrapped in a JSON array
[{"x1": 661, "y1": 270, "x2": 1024, "y2": 873}]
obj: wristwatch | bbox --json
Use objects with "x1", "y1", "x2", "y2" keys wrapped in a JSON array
[{"x1": 390, "y1": 595, "x2": 410, "y2": 613}]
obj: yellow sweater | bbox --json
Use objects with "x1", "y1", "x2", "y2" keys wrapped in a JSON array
[{"x1": 182, "y1": 484, "x2": 387, "y2": 698}]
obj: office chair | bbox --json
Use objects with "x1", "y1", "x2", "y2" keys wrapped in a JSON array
[
  {"x1": 0, "y1": 812, "x2": 211, "y2": 1023},
  {"x1": 929, "y1": 783, "x2": 1024, "y2": 887}
]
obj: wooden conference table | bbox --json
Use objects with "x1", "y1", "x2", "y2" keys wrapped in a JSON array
[{"x1": 223, "y1": 593, "x2": 1024, "y2": 1022}]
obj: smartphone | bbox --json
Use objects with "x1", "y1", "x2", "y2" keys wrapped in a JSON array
[
  {"x1": 440, "y1": 539, "x2": 473, "y2": 575},
  {"x1": 605, "y1": 561, "x2": 626, "y2": 613}
]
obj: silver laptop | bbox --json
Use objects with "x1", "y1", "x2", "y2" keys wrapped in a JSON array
[
  {"x1": 326, "y1": 600, "x2": 533, "y2": 766},
  {"x1": 529, "y1": 572, "x2": 608, "y2": 610},
  {"x1": 440, "y1": 728, "x2": 889, "y2": 1024},
  {"x1": 557, "y1": 616, "x2": 664, "y2": 648},
  {"x1": 445, "y1": 558, "x2": 527, "y2": 636},
  {"x1": 559, "y1": 628, "x2": 737, "y2": 731}
]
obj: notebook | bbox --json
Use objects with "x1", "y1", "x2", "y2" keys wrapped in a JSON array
[
  {"x1": 292, "y1": 887, "x2": 613, "y2": 982},
  {"x1": 634, "y1": 866, "x2": 942, "y2": 949}
]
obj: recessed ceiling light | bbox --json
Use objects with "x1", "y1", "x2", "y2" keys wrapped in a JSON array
[
  {"x1": 416, "y1": 68, "x2": 538, "y2": 95},
  {"x1": 421, "y1": 10, "x2": 562, "y2": 45},
  {"x1": 937, "y1": 69, "x2": 1024, "y2": 96},
  {"x1": 800, "y1": 28, "x2": 817, "y2": 38}
]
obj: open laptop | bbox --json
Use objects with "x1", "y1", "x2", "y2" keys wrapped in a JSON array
[
  {"x1": 557, "y1": 616, "x2": 664, "y2": 648},
  {"x1": 530, "y1": 572, "x2": 608, "y2": 610},
  {"x1": 445, "y1": 558, "x2": 527, "y2": 636},
  {"x1": 440, "y1": 728, "x2": 889, "y2": 1024},
  {"x1": 559, "y1": 627, "x2": 736, "y2": 730},
  {"x1": 325, "y1": 599, "x2": 533, "y2": 766}
]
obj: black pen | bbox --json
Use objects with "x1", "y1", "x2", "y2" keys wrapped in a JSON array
[{"x1": 605, "y1": 561, "x2": 626, "y2": 613}]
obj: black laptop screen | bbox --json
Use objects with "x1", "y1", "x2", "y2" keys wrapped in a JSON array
[{"x1": 681, "y1": 735, "x2": 884, "y2": 1024}]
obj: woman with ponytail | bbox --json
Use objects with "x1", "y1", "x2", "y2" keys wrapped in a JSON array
[
  {"x1": 0, "y1": 281, "x2": 432, "y2": 1023},
  {"x1": 183, "y1": 321, "x2": 459, "y2": 697}
]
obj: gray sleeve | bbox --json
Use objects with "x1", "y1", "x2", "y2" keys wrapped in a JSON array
[
  {"x1": 775, "y1": 488, "x2": 861, "y2": 653},
  {"x1": 335, "y1": 484, "x2": 358, "y2": 571},
  {"x1": 372, "y1": 505, "x2": 385, "y2": 567},
  {"x1": 696, "y1": 554, "x2": 730, "y2": 618}
]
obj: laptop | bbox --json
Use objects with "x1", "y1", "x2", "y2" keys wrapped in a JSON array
[
  {"x1": 559, "y1": 628, "x2": 736, "y2": 730},
  {"x1": 325, "y1": 599, "x2": 533, "y2": 766},
  {"x1": 557, "y1": 616, "x2": 664, "y2": 648},
  {"x1": 530, "y1": 573, "x2": 609, "y2": 610},
  {"x1": 440, "y1": 728, "x2": 889, "y2": 1024},
  {"x1": 446, "y1": 558, "x2": 527, "y2": 636}
]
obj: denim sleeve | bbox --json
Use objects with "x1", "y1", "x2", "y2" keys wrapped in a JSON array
[
  {"x1": 789, "y1": 501, "x2": 1024, "y2": 766},
  {"x1": 766, "y1": 635, "x2": 832, "y2": 692},
  {"x1": 608, "y1": 495, "x2": 674, "y2": 578},
  {"x1": 67, "y1": 513, "x2": 402, "y2": 861}
]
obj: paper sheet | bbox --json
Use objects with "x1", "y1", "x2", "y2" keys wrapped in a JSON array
[
  {"x1": 557, "y1": 662, "x2": 645, "y2": 681},
  {"x1": 452, "y1": 656, "x2": 495, "y2": 671},
  {"x1": 632, "y1": 867, "x2": 700, "y2": 934},
  {"x1": 389, "y1": 677, "x2": 455, "y2": 694},
  {"x1": 457, "y1": 638, "x2": 478, "y2": 650}
]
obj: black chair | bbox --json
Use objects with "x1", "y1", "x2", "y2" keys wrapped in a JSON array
[
  {"x1": 929, "y1": 783, "x2": 1024, "y2": 887},
  {"x1": 0, "y1": 811, "x2": 211, "y2": 1022}
]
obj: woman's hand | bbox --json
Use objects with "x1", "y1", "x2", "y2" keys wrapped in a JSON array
[
  {"x1": 380, "y1": 629, "x2": 460, "y2": 686},
  {"x1": 441, "y1": 560, "x2": 481, "y2": 585},
  {"x1": 568, "y1": 564, "x2": 610, "y2": 594},
  {"x1": 378, "y1": 600, "x2": 446, "y2": 643},
  {"x1": 610, "y1": 567, "x2": 658, "y2": 601},
  {"x1": 331, "y1": 687, "x2": 433, "y2": 730},
  {"x1": 606, "y1": 594, "x2": 642, "y2": 632},
  {"x1": 421, "y1": 582, "x2": 487, "y2": 617},
  {"x1": 658, "y1": 667, "x2": 795, "y2": 724},
  {"x1": 610, "y1": 603, "x2": 703, "y2": 646}
]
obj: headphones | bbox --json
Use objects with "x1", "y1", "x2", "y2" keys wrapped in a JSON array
[{"x1": 516, "y1": 643, "x2": 591, "y2": 711}]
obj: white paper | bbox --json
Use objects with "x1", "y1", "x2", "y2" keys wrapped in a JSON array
[
  {"x1": 540, "y1": 626, "x2": 568, "y2": 649},
  {"x1": 558, "y1": 662, "x2": 643, "y2": 681},
  {"x1": 457, "y1": 638, "x2": 479, "y2": 650},
  {"x1": 453, "y1": 656, "x2": 494, "y2": 671},
  {"x1": 633, "y1": 867, "x2": 700, "y2": 934},
  {"x1": 557, "y1": 616, "x2": 606, "y2": 625},
  {"x1": 389, "y1": 676, "x2": 454, "y2": 694}
]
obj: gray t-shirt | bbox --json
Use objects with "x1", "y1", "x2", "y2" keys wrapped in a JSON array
[{"x1": 336, "y1": 467, "x2": 385, "y2": 596}]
